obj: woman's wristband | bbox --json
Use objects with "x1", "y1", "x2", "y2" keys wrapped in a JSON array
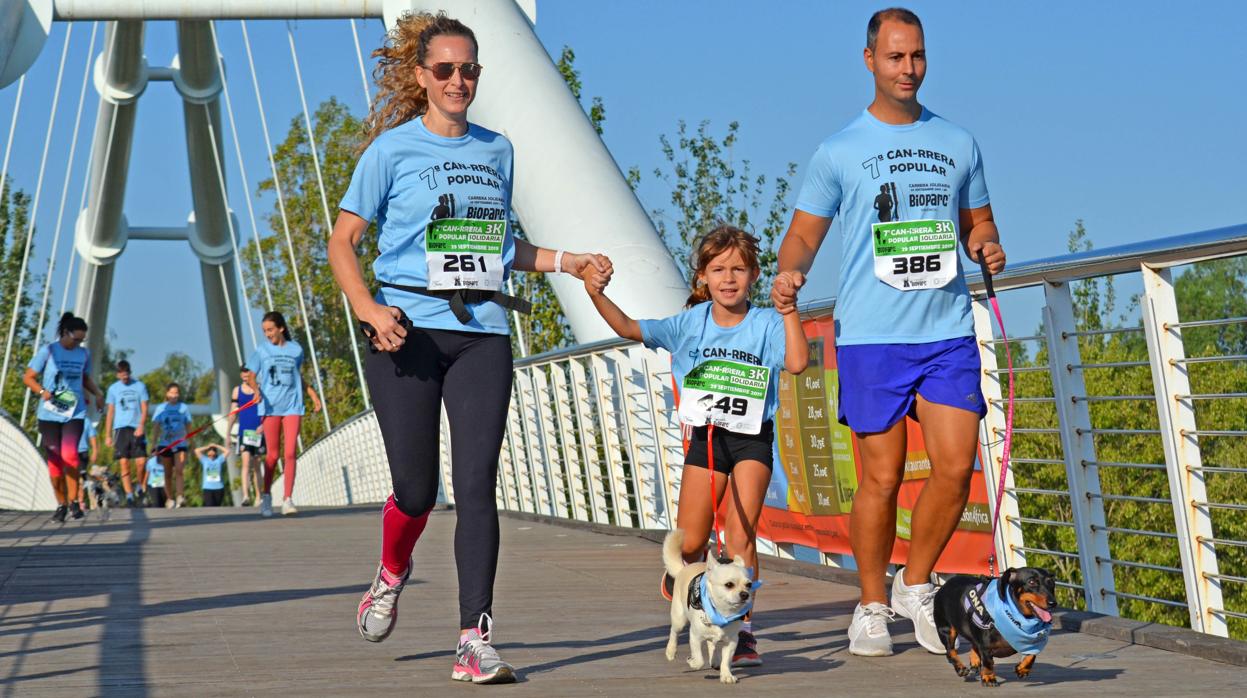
[{"x1": 553, "y1": 249, "x2": 565, "y2": 274}]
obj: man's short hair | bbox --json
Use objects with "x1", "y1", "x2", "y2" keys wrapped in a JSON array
[
  {"x1": 867, "y1": 7, "x2": 923, "y2": 50},
  {"x1": 117, "y1": 359, "x2": 131, "y2": 372}
]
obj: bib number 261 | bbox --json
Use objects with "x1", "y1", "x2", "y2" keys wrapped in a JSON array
[
  {"x1": 891, "y1": 254, "x2": 942, "y2": 275},
  {"x1": 442, "y1": 254, "x2": 488, "y2": 273},
  {"x1": 714, "y1": 396, "x2": 748, "y2": 416}
]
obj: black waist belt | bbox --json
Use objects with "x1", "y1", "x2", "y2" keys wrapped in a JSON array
[{"x1": 379, "y1": 281, "x2": 532, "y2": 325}]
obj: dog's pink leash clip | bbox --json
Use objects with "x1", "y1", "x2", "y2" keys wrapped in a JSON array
[{"x1": 979, "y1": 258, "x2": 1014, "y2": 578}]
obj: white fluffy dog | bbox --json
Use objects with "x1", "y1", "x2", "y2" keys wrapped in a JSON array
[{"x1": 662, "y1": 529, "x2": 755, "y2": 684}]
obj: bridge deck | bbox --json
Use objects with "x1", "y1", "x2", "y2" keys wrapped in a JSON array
[{"x1": 0, "y1": 507, "x2": 1241, "y2": 696}]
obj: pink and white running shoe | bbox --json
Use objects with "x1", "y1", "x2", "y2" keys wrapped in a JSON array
[
  {"x1": 356, "y1": 560, "x2": 411, "y2": 642},
  {"x1": 451, "y1": 614, "x2": 516, "y2": 684}
]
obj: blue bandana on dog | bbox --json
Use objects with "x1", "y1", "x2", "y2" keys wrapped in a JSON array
[
  {"x1": 982, "y1": 579, "x2": 1051, "y2": 655},
  {"x1": 690, "y1": 573, "x2": 763, "y2": 627}
]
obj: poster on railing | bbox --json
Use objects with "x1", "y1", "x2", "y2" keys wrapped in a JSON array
[{"x1": 757, "y1": 316, "x2": 994, "y2": 575}]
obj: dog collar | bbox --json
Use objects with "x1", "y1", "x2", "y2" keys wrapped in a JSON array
[{"x1": 982, "y1": 578, "x2": 1051, "y2": 655}]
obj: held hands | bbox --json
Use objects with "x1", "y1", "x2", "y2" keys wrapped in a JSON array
[
  {"x1": 361, "y1": 302, "x2": 408, "y2": 353},
  {"x1": 563, "y1": 253, "x2": 612, "y2": 282},
  {"x1": 583, "y1": 264, "x2": 613, "y2": 297},
  {"x1": 771, "y1": 271, "x2": 807, "y2": 315},
  {"x1": 968, "y1": 240, "x2": 1006, "y2": 275}
]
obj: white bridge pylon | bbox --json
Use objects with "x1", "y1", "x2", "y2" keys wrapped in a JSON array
[{"x1": 4, "y1": 0, "x2": 689, "y2": 417}]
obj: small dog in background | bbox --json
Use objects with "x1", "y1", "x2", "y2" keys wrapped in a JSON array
[
  {"x1": 934, "y1": 567, "x2": 1057, "y2": 687},
  {"x1": 662, "y1": 529, "x2": 756, "y2": 684}
]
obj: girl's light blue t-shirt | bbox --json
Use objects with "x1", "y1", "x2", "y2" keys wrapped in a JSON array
[
  {"x1": 28, "y1": 343, "x2": 90, "y2": 422},
  {"x1": 638, "y1": 303, "x2": 788, "y2": 424},
  {"x1": 200, "y1": 455, "x2": 226, "y2": 491},
  {"x1": 147, "y1": 459, "x2": 164, "y2": 488},
  {"x1": 245, "y1": 340, "x2": 305, "y2": 417},
  {"x1": 339, "y1": 118, "x2": 516, "y2": 335},
  {"x1": 151, "y1": 401, "x2": 192, "y2": 447},
  {"x1": 795, "y1": 108, "x2": 990, "y2": 346}
]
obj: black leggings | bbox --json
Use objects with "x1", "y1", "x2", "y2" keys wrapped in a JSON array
[{"x1": 366, "y1": 326, "x2": 513, "y2": 628}]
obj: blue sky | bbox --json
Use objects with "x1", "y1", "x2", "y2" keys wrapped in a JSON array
[{"x1": 2, "y1": 0, "x2": 1245, "y2": 375}]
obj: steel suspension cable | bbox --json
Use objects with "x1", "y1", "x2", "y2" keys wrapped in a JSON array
[
  {"x1": 349, "y1": 19, "x2": 372, "y2": 104},
  {"x1": 0, "y1": 75, "x2": 25, "y2": 207},
  {"x1": 239, "y1": 20, "x2": 331, "y2": 430},
  {"x1": 285, "y1": 21, "x2": 370, "y2": 408},
  {"x1": 0, "y1": 26, "x2": 74, "y2": 406}
]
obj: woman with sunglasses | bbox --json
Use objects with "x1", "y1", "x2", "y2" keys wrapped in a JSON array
[
  {"x1": 329, "y1": 11, "x2": 611, "y2": 685},
  {"x1": 23, "y1": 312, "x2": 105, "y2": 522}
]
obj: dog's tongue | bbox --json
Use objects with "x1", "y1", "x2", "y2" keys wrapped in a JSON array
[{"x1": 1033, "y1": 605, "x2": 1052, "y2": 623}]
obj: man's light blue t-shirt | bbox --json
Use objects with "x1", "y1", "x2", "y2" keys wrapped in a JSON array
[
  {"x1": 27, "y1": 343, "x2": 90, "y2": 422},
  {"x1": 200, "y1": 454, "x2": 226, "y2": 491},
  {"x1": 795, "y1": 108, "x2": 990, "y2": 346},
  {"x1": 639, "y1": 303, "x2": 788, "y2": 425},
  {"x1": 245, "y1": 341, "x2": 305, "y2": 417},
  {"x1": 78, "y1": 418, "x2": 96, "y2": 454},
  {"x1": 339, "y1": 117, "x2": 516, "y2": 335},
  {"x1": 147, "y1": 459, "x2": 164, "y2": 488},
  {"x1": 106, "y1": 379, "x2": 149, "y2": 430},
  {"x1": 151, "y1": 401, "x2": 192, "y2": 447}
]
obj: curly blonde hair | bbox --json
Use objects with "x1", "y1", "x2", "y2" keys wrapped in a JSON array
[
  {"x1": 686, "y1": 225, "x2": 762, "y2": 307},
  {"x1": 358, "y1": 12, "x2": 478, "y2": 153}
]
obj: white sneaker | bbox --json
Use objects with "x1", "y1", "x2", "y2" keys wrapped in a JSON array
[
  {"x1": 848, "y1": 602, "x2": 895, "y2": 656},
  {"x1": 260, "y1": 493, "x2": 273, "y2": 518},
  {"x1": 890, "y1": 568, "x2": 944, "y2": 654},
  {"x1": 281, "y1": 499, "x2": 298, "y2": 516},
  {"x1": 175, "y1": 496, "x2": 185, "y2": 509},
  {"x1": 164, "y1": 498, "x2": 174, "y2": 509}
]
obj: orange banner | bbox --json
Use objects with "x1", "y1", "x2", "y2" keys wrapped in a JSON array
[{"x1": 756, "y1": 316, "x2": 993, "y2": 575}]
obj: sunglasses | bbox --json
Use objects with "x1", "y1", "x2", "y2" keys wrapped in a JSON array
[{"x1": 420, "y1": 62, "x2": 483, "y2": 81}]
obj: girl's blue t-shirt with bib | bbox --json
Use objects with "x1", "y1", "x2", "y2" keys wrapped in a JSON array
[
  {"x1": 199, "y1": 454, "x2": 226, "y2": 491},
  {"x1": 28, "y1": 343, "x2": 91, "y2": 422},
  {"x1": 339, "y1": 118, "x2": 516, "y2": 335},
  {"x1": 795, "y1": 108, "x2": 990, "y2": 346},
  {"x1": 639, "y1": 303, "x2": 788, "y2": 424},
  {"x1": 245, "y1": 341, "x2": 305, "y2": 417},
  {"x1": 106, "y1": 379, "x2": 149, "y2": 430},
  {"x1": 151, "y1": 402, "x2": 192, "y2": 447}
]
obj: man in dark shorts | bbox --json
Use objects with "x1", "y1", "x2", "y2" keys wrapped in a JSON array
[{"x1": 104, "y1": 360, "x2": 150, "y2": 507}]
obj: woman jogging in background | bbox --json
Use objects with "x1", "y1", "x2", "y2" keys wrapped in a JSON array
[
  {"x1": 23, "y1": 312, "x2": 105, "y2": 523},
  {"x1": 244, "y1": 311, "x2": 322, "y2": 518},
  {"x1": 150, "y1": 383, "x2": 193, "y2": 509},
  {"x1": 227, "y1": 366, "x2": 263, "y2": 506},
  {"x1": 327, "y1": 11, "x2": 610, "y2": 684}
]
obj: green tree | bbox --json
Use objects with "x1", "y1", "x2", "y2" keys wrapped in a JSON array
[{"x1": 0, "y1": 178, "x2": 41, "y2": 437}]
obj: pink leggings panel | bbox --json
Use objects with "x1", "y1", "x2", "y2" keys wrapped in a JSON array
[
  {"x1": 262, "y1": 414, "x2": 301, "y2": 499},
  {"x1": 40, "y1": 420, "x2": 83, "y2": 478}
]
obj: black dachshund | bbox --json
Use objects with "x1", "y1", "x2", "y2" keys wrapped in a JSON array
[{"x1": 933, "y1": 567, "x2": 1057, "y2": 687}]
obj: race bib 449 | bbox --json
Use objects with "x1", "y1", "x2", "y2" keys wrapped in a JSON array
[
  {"x1": 678, "y1": 360, "x2": 770, "y2": 435},
  {"x1": 872, "y1": 219, "x2": 958, "y2": 291}
]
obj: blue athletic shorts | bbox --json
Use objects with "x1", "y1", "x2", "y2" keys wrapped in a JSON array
[{"x1": 836, "y1": 336, "x2": 986, "y2": 434}]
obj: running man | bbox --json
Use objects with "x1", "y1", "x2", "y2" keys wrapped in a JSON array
[
  {"x1": 226, "y1": 367, "x2": 263, "y2": 506},
  {"x1": 771, "y1": 7, "x2": 1006, "y2": 657},
  {"x1": 104, "y1": 359, "x2": 150, "y2": 506}
]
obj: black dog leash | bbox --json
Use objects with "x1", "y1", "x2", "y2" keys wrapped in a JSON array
[{"x1": 378, "y1": 281, "x2": 531, "y2": 324}]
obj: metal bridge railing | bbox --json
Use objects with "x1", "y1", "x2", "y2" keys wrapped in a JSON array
[
  {"x1": 0, "y1": 409, "x2": 57, "y2": 511},
  {"x1": 289, "y1": 223, "x2": 1246, "y2": 640}
]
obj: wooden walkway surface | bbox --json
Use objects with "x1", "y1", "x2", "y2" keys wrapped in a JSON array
[{"x1": 0, "y1": 506, "x2": 1243, "y2": 696}]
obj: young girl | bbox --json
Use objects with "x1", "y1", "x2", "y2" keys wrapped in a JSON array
[
  {"x1": 150, "y1": 383, "x2": 193, "y2": 508},
  {"x1": 584, "y1": 225, "x2": 809, "y2": 667},
  {"x1": 23, "y1": 312, "x2": 105, "y2": 522}
]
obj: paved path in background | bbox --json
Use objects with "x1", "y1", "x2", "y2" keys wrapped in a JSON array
[{"x1": 0, "y1": 507, "x2": 1242, "y2": 696}]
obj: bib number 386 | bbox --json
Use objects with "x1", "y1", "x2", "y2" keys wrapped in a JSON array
[
  {"x1": 425, "y1": 218, "x2": 505, "y2": 291},
  {"x1": 872, "y1": 219, "x2": 958, "y2": 291},
  {"x1": 678, "y1": 359, "x2": 770, "y2": 435}
]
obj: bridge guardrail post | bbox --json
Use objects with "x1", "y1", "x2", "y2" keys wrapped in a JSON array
[
  {"x1": 620, "y1": 347, "x2": 663, "y2": 529},
  {"x1": 438, "y1": 405, "x2": 454, "y2": 505},
  {"x1": 570, "y1": 357, "x2": 610, "y2": 524},
  {"x1": 973, "y1": 299, "x2": 1027, "y2": 571},
  {"x1": 1140, "y1": 264, "x2": 1228, "y2": 637},
  {"x1": 1043, "y1": 280, "x2": 1118, "y2": 615},
  {"x1": 505, "y1": 388, "x2": 536, "y2": 513},
  {"x1": 515, "y1": 368, "x2": 552, "y2": 516},
  {"x1": 590, "y1": 352, "x2": 635, "y2": 527},
  {"x1": 549, "y1": 361, "x2": 587, "y2": 522},
  {"x1": 643, "y1": 350, "x2": 681, "y2": 529},
  {"x1": 532, "y1": 364, "x2": 571, "y2": 518}
]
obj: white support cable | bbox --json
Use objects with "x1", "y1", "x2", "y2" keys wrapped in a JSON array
[
  {"x1": 0, "y1": 75, "x2": 25, "y2": 204},
  {"x1": 208, "y1": 21, "x2": 273, "y2": 310},
  {"x1": 0, "y1": 26, "x2": 73, "y2": 406},
  {"x1": 200, "y1": 101, "x2": 258, "y2": 350},
  {"x1": 20, "y1": 22, "x2": 99, "y2": 426},
  {"x1": 349, "y1": 18, "x2": 372, "y2": 105},
  {"x1": 285, "y1": 21, "x2": 370, "y2": 408},
  {"x1": 239, "y1": 20, "x2": 331, "y2": 430}
]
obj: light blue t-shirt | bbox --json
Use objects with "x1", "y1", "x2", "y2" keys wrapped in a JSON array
[
  {"x1": 245, "y1": 340, "x2": 305, "y2": 417},
  {"x1": 339, "y1": 117, "x2": 516, "y2": 335},
  {"x1": 28, "y1": 342, "x2": 91, "y2": 422},
  {"x1": 199, "y1": 454, "x2": 226, "y2": 490},
  {"x1": 106, "y1": 379, "x2": 149, "y2": 430},
  {"x1": 795, "y1": 108, "x2": 990, "y2": 345},
  {"x1": 151, "y1": 401, "x2": 192, "y2": 447},
  {"x1": 639, "y1": 303, "x2": 788, "y2": 425},
  {"x1": 146, "y1": 458, "x2": 165, "y2": 488},
  {"x1": 78, "y1": 418, "x2": 96, "y2": 454}
]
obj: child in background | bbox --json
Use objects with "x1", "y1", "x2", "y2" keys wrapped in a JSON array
[
  {"x1": 582, "y1": 225, "x2": 809, "y2": 667},
  {"x1": 146, "y1": 455, "x2": 167, "y2": 509},
  {"x1": 195, "y1": 443, "x2": 228, "y2": 507}
]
